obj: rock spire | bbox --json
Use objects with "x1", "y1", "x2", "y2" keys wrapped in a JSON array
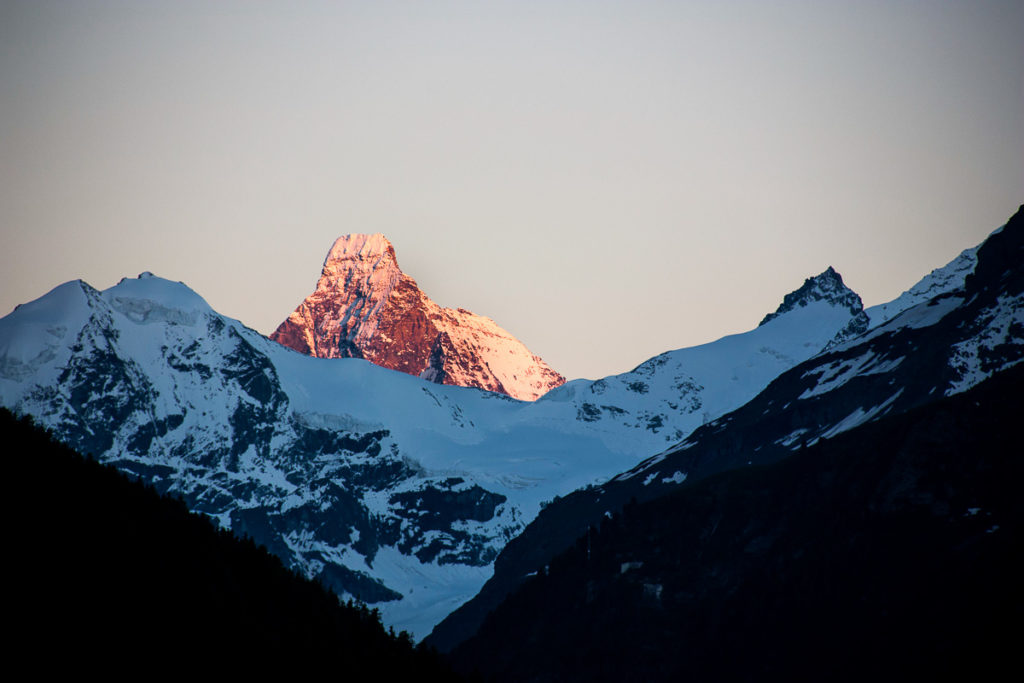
[{"x1": 271, "y1": 234, "x2": 565, "y2": 401}]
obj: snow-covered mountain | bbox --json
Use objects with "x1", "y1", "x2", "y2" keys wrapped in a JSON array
[
  {"x1": 7, "y1": 205, "x2": 1013, "y2": 642},
  {"x1": 1, "y1": 274, "x2": 559, "y2": 635},
  {"x1": 271, "y1": 234, "x2": 565, "y2": 401},
  {"x1": 427, "y1": 204, "x2": 1024, "y2": 651},
  {"x1": 0, "y1": 259, "x2": 873, "y2": 638}
]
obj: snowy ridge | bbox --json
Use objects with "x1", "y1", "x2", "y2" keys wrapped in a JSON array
[
  {"x1": 272, "y1": 234, "x2": 565, "y2": 401},
  {"x1": 621, "y1": 206, "x2": 1024, "y2": 489},
  {"x1": 537, "y1": 270, "x2": 869, "y2": 453},
  {"x1": 865, "y1": 246, "x2": 978, "y2": 328}
]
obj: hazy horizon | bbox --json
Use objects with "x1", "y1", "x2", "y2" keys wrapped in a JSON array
[{"x1": 2, "y1": 1, "x2": 1021, "y2": 380}]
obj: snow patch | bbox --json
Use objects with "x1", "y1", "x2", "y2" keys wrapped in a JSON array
[
  {"x1": 818, "y1": 389, "x2": 904, "y2": 439},
  {"x1": 661, "y1": 471, "x2": 687, "y2": 485},
  {"x1": 799, "y1": 353, "x2": 906, "y2": 399}
]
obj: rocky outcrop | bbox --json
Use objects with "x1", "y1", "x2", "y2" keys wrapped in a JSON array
[
  {"x1": 271, "y1": 234, "x2": 564, "y2": 401},
  {"x1": 759, "y1": 266, "x2": 866, "y2": 327},
  {"x1": 759, "y1": 266, "x2": 870, "y2": 346}
]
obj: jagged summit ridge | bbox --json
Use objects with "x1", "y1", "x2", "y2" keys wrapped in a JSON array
[
  {"x1": 760, "y1": 267, "x2": 863, "y2": 325},
  {"x1": 326, "y1": 232, "x2": 394, "y2": 260},
  {"x1": 271, "y1": 234, "x2": 565, "y2": 401},
  {"x1": 320, "y1": 233, "x2": 401, "y2": 285},
  {"x1": 759, "y1": 266, "x2": 869, "y2": 344}
]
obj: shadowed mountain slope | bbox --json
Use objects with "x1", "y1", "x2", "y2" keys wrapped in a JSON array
[
  {"x1": 449, "y1": 362, "x2": 1024, "y2": 682},
  {"x1": 5, "y1": 407, "x2": 461, "y2": 676}
]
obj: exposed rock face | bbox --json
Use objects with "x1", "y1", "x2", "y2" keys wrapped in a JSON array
[
  {"x1": 759, "y1": 266, "x2": 870, "y2": 345},
  {"x1": 759, "y1": 266, "x2": 865, "y2": 326},
  {"x1": 271, "y1": 234, "x2": 565, "y2": 401}
]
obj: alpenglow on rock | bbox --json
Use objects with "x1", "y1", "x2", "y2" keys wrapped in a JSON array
[{"x1": 271, "y1": 234, "x2": 565, "y2": 401}]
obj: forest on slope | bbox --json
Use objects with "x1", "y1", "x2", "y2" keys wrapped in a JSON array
[{"x1": 4, "y1": 407, "x2": 461, "y2": 677}]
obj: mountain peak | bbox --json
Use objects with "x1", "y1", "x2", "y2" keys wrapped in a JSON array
[
  {"x1": 758, "y1": 267, "x2": 869, "y2": 345},
  {"x1": 272, "y1": 236, "x2": 565, "y2": 400},
  {"x1": 320, "y1": 233, "x2": 401, "y2": 283},
  {"x1": 759, "y1": 267, "x2": 864, "y2": 327},
  {"x1": 325, "y1": 233, "x2": 396, "y2": 264}
]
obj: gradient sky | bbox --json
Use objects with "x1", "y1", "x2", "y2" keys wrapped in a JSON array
[{"x1": 1, "y1": 1, "x2": 1021, "y2": 380}]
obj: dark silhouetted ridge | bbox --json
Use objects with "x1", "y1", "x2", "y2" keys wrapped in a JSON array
[{"x1": 4, "y1": 407, "x2": 462, "y2": 677}]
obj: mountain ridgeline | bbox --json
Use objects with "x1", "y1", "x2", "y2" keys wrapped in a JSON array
[{"x1": 758, "y1": 265, "x2": 869, "y2": 344}]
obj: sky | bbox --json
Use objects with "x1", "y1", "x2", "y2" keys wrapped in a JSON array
[{"x1": 1, "y1": 1, "x2": 1021, "y2": 380}]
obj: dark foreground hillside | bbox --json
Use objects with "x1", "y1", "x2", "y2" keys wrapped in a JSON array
[
  {"x1": 451, "y1": 364, "x2": 1024, "y2": 682},
  {"x1": 4, "y1": 408, "x2": 460, "y2": 677}
]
